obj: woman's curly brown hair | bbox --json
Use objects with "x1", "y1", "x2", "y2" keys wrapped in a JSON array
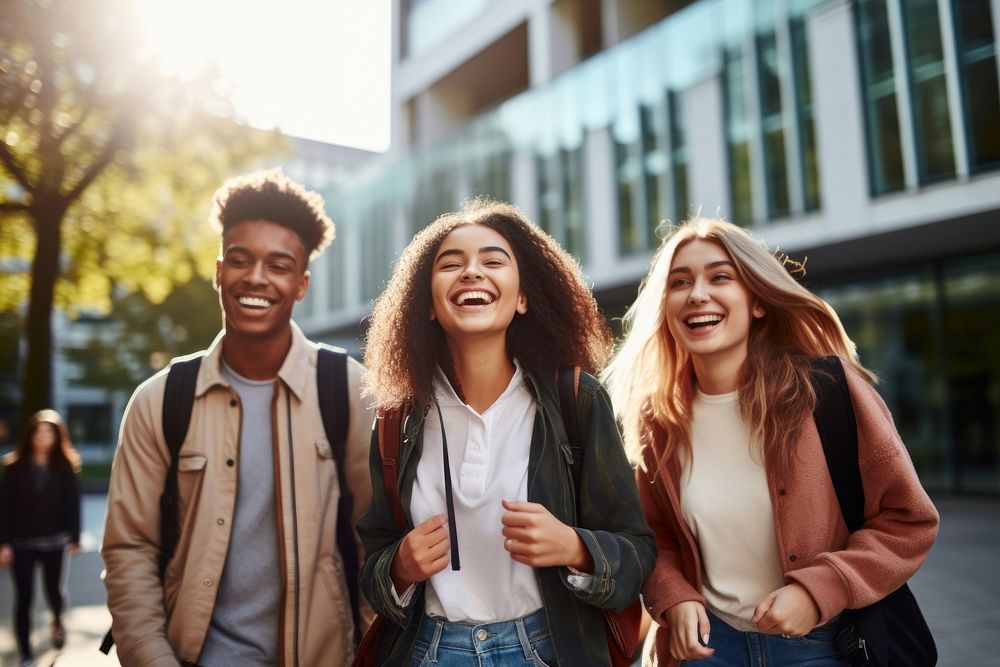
[{"x1": 364, "y1": 198, "x2": 612, "y2": 410}]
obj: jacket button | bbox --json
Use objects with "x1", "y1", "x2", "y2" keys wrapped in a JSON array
[
  {"x1": 229, "y1": 399, "x2": 237, "y2": 407},
  {"x1": 789, "y1": 554, "x2": 797, "y2": 562},
  {"x1": 217, "y1": 518, "x2": 225, "y2": 525},
  {"x1": 226, "y1": 459, "x2": 235, "y2": 467},
  {"x1": 778, "y1": 489, "x2": 786, "y2": 496},
  {"x1": 203, "y1": 578, "x2": 213, "y2": 586}
]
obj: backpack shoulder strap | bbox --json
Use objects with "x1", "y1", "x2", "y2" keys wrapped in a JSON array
[
  {"x1": 377, "y1": 406, "x2": 409, "y2": 531},
  {"x1": 104, "y1": 353, "x2": 202, "y2": 655},
  {"x1": 159, "y1": 354, "x2": 203, "y2": 576},
  {"x1": 810, "y1": 355, "x2": 865, "y2": 532},
  {"x1": 557, "y1": 367, "x2": 584, "y2": 513},
  {"x1": 316, "y1": 346, "x2": 350, "y2": 460},
  {"x1": 315, "y1": 346, "x2": 363, "y2": 643}
]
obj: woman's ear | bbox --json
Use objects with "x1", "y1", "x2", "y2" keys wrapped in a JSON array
[
  {"x1": 753, "y1": 303, "x2": 766, "y2": 319},
  {"x1": 516, "y1": 292, "x2": 528, "y2": 315}
]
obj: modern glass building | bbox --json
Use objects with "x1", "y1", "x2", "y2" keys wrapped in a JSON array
[{"x1": 300, "y1": 0, "x2": 1000, "y2": 495}]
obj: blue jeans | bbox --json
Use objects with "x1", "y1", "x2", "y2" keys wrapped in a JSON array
[
  {"x1": 681, "y1": 611, "x2": 848, "y2": 667},
  {"x1": 411, "y1": 608, "x2": 556, "y2": 666}
]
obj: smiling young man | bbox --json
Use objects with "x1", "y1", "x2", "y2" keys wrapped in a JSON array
[{"x1": 102, "y1": 170, "x2": 374, "y2": 667}]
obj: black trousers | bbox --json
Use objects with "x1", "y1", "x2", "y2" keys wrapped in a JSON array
[{"x1": 10, "y1": 546, "x2": 66, "y2": 659}]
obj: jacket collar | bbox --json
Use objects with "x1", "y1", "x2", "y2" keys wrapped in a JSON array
[
  {"x1": 405, "y1": 367, "x2": 563, "y2": 441},
  {"x1": 195, "y1": 322, "x2": 312, "y2": 401}
]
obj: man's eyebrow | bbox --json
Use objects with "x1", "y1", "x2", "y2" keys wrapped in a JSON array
[
  {"x1": 668, "y1": 260, "x2": 734, "y2": 275},
  {"x1": 224, "y1": 245, "x2": 300, "y2": 265}
]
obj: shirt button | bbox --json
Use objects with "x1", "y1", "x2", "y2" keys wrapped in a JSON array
[
  {"x1": 476, "y1": 629, "x2": 487, "y2": 641},
  {"x1": 229, "y1": 398, "x2": 237, "y2": 407},
  {"x1": 789, "y1": 554, "x2": 798, "y2": 562},
  {"x1": 778, "y1": 489, "x2": 786, "y2": 496},
  {"x1": 217, "y1": 518, "x2": 225, "y2": 525},
  {"x1": 226, "y1": 459, "x2": 235, "y2": 467},
  {"x1": 203, "y1": 578, "x2": 213, "y2": 586}
]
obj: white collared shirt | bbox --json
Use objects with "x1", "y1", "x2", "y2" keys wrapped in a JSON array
[{"x1": 408, "y1": 361, "x2": 543, "y2": 622}]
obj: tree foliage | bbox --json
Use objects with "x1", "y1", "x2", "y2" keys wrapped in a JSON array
[{"x1": 0, "y1": 0, "x2": 287, "y2": 421}]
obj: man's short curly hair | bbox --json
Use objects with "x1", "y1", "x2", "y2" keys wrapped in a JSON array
[{"x1": 210, "y1": 168, "x2": 334, "y2": 261}]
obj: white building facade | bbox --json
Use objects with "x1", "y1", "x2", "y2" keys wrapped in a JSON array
[{"x1": 301, "y1": 0, "x2": 1000, "y2": 495}]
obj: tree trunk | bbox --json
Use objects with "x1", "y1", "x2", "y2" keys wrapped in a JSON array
[{"x1": 20, "y1": 199, "x2": 65, "y2": 427}]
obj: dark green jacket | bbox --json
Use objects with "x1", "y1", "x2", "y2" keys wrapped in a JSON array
[{"x1": 357, "y1": 370, "x2": 656, "y2": 666}]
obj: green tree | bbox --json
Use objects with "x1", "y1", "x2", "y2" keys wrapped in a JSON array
[{"x1": 0, "y1": 0, "x2": 286, "y2": 424}]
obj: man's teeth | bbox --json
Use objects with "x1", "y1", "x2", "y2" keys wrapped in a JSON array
[
  {"x1": 687, "y1": 314, "x2": 723, "y2": 326},
  {"x1": 457, "y1": 290, "x2": 495, "y2": 305},
  {"x1": 239, "y1": 296, "x2": 271, "y2": 308}
]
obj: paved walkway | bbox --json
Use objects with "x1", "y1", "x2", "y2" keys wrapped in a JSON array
[{"x1": 1, "y1": 495, "x2": 997, "y2": 666}]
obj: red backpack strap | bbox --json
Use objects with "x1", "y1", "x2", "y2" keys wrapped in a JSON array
[{"x1": 377, "y1": 406, "x2": 408, "y2": 530}]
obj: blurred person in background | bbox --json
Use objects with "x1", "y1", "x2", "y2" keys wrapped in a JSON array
[
  {"x1": 604, "y1": 218, "x2": 939, "y2": 666},
  {"x1": 0, "y1": 409, "x2": 82, "y2": 667}
]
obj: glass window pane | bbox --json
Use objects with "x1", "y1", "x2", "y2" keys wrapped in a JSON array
[
  {"x1": 757, "y1": 32, "x2": 791, "y2": 219},
  {"x1": 615, "y1": 137, "x2": 638, "y2": 252},
  {"x1": 961, "y1": 58, "x2": 1000, "y2": 169},
  {"x1": 791, "y1": 18, "x2": 821, "y2": 211},
  {"x1": 856, "y1": 0, "x2": 906, "y2": 194},
  {"x1": 641, "y1": 103, "x2": 665, "y2": 237},
  {"x1": 953, "y1": 0, "x2": 1000, "y2": 171},
  {"x1": 724, "y1": 49, "x2": 755, "y2": 225},
  {"x1": 668, "y1": 90, "x2": 689, "y2": 223},
  {"x1": 902, "y1": 0, "x2": 955, "y2": 182},
  {"x1": 819, "y1": 269, "x2": 949, "y2": 492},
  {"x1": 943, "y1": 252, "x2": 1000, "y2": 493}
]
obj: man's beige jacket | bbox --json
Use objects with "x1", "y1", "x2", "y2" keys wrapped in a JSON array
[{"x1": 102, "y1": 324, "x2": 374, "y2": 666}]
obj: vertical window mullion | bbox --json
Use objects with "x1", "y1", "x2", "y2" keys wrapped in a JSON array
[
  {"x1": 937, "y1": 0, "x2": 970, "y2": 177},
  {"x1": 887, "y1": 0, "x2": 920, "y2": 188}
]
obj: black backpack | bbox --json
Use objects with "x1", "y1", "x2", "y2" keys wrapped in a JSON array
[
  {"x1": 810, "y1": 356, "x2": 936, "y2": 666},
  {"x1": 101, "y1": 346, "x2": 361, "y2": 653}
]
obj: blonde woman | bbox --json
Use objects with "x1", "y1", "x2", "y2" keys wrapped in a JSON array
[{"x1": 604, "y1": 218, "x2": 938, "y2": 666}]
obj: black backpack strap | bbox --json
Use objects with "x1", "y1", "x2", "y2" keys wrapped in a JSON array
[
  {"x1": 316, "y1": 346, "x2": 362, "y2": 644},
  {"x1": 159, "y1": 355, "x2": 203, "y2": 576},
  {"x1": 103, "y1": 354, "x2": 202, "y2": 655},
  {"x1": 557, "y1": 367, "x2": 584, "y2": 515},
  {"x1": 810, "y1": 356, "x2": 865, "y2": 531}
]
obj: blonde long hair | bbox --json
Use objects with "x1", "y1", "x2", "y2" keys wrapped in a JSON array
[{"x1": 603, "y1": 217, "x2": 874, "y2": 470}]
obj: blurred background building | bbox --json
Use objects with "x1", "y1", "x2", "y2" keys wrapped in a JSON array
[
  {"x1": 296, "y1": 0, "x2": 1000, "y2": 496},
  {"x1": 6, "y1": 0, "x2": 998, "y2": 496}
]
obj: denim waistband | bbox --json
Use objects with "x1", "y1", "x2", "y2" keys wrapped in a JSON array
[
  {"x1": 420, "y1": 607, "x2": 550, "y2": 650},
  {"x1": 707, "y1": 606, "x2": 842, "y2": 634}
]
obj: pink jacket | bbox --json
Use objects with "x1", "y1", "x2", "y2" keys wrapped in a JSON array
[{"x1": 637, "y1": 366, "x2": 939, "y2": 665}]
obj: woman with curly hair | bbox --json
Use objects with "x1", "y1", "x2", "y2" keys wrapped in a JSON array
[
  {"x1": 603, "y1": 217, "x2": 938, "y2": 666},
  {"x1": 358, "y1": 199, "x2": 655, "y2": 665},
  {"x1": 1, "y1": 410, "x2": 82, "y2": 666}
]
